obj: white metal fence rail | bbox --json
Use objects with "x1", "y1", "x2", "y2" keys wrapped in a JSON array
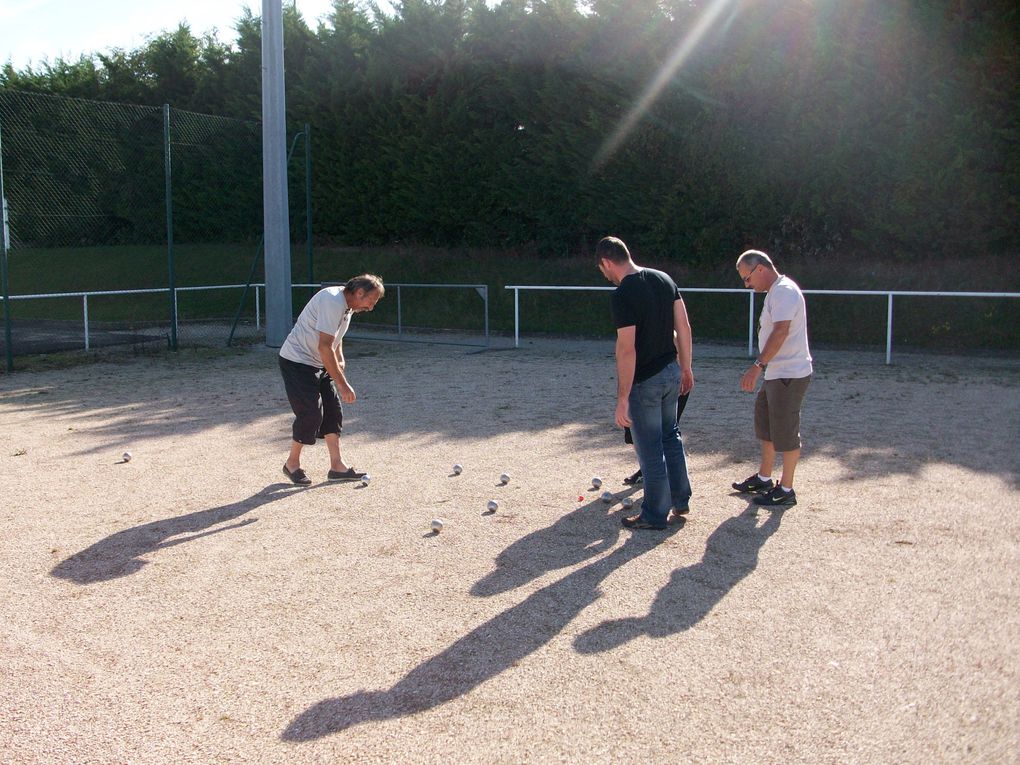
[
  {"x1": 6, "y1": 283, "x2": 1018, "y2": 361},
  {"x1": 505, "y1": 285, "x2": 1020, "y2": 363},
  {"x1": 6, "y1": 284, "x2": 255, "y2": 350},
  {"x1": 316, "y1": 281, "x2": 490, "y2": 347},
  {"x1": 5, "y1": 281, "x2": 491, "y2": 351}
]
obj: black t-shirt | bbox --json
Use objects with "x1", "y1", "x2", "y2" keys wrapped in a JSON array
[{"x1": 611, "y1": 268, "x2": 681, "y2": 384}]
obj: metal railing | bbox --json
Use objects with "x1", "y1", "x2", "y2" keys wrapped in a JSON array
[
  {"x1": 6, "y1": 282, "x2": 1017, "y2": 362},
  {"x1": 5, "y1": 285, "x2": 252, "y2": 351},
  {"x1": 3, "y1": 281, "x2": 491, "y2": 354},
  {"x1": 505, "y1": 285, "x2": 1020, "y2": 363},
  {"x1": 316, "y1": 281, "x2": 490, "y2": 348}
]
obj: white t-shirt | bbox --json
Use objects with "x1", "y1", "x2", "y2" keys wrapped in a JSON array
[
  {"x1": 759, "y1": 275, "x2": 813, "y2": 380},
  {"x1": 278, "y1": 286, "x2": 354, "y2": 368}
]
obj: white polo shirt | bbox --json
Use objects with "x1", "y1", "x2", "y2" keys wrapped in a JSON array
[
  {"x1": 279, "y1": 286, "x2": 353, "y2": 368},
  {"x1": 759, "y1": 275, "x2": 813, "y2": 380}
]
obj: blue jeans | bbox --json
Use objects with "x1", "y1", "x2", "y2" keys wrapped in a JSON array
[{"x1": 628, "y1": 361, "x2": 691, "y2": 526}]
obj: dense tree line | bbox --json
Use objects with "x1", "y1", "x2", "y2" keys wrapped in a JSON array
[{"x1": 2, "y1": 0, "x2": 1017, "y2": 263}]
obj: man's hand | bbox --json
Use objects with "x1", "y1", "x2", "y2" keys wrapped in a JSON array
[
  {"x1": 337, "y1": 379, "x2": 356, "y2": 404},
  {"x1": 740, "y1": 365, "x2": 761, "y2": 392},
  {"x1": 680, "y1": 367, "x2": 695, "y2": 395},
  {"x1": 615, "y1": 398, "x2": 631, "y2": 429}
]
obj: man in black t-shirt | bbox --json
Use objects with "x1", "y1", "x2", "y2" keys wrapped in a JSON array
[{"x1": 597, "y1": 236, "x2": 695, "y2": 530}]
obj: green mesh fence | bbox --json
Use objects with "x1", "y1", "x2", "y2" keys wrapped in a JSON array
[
  {"x1": 0, "y1": 90, "x2": 311, "y2": 366},
  {"x1": 0, "y1": 91, "x2": 164, "y2": 251}
]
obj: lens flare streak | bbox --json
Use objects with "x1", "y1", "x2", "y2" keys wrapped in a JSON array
[{"x1": 591, "y1": 0, "x2": 741, "y2": 172}]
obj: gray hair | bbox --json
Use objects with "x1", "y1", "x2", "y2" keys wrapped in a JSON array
[
  {"x1": 345, "y1": 273, "x2": 385, "y2": 297},
  {"x1": 735, "y1": 250, "x2": 774, "y2": 270}
]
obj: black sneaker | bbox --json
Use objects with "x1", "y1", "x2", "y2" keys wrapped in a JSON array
[
  {"x1": 752, "y1": 486, "x2": 797, "y2": 507},
  {"x1": 732, "y1": 474, "x2": 775, "y2": 494},
  {"x1": 621, "y1": 514, "x2": 667, "y2": 530},
  {"x1": 283, "y1": 464, "x2": 312, "y2": 485},
  {"x1": 623, "y1": 469, "x2": 643, "y2": 485},
  {"x1": 327, "y1": 467, "x2": 367, "y2": 482}
]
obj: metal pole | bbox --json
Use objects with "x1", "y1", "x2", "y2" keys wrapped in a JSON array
[
  {"x1": 256, "y1": 285, "x2": 261, "y2": 329},
  {"x1": 514, "y1": 288, "x2": 520, "y2": 348},
  {"x1": 747, "y1": 290, "x2": 755, "y2": 356},
  {"x1": 0, "y1": 119, "x2": 13, "y2": 372},
  {"x1": 262, "y1": 0, "x2": 294, "y2": 347},
  {"x1": 83, "y1": 295, "x2": 90, "y2": 350},
  {"x1": 163, "y1": 104, "x2": 178, "y2": 351},
  {"x1": 228, "y1": 131, "x2": 300, "y2": 348},
  {"x1": 886, "y1": 293, "x2": 893, "y2": 365},
  {"x1": 483, "y1": 286, "x2": 489, "y2": 346},
  {"x1": 304, "y1": 123, "x2": 313, "y2": 288},
  {"x1": 397, "y1": 285, "x2": 402, "y2": 337}
]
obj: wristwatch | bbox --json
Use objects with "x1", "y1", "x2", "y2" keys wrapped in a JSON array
[{"x1": 753, "y1": 359, "x2": 766, "y2": 369}]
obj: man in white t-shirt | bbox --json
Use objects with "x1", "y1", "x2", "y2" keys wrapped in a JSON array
[
  {"x1": 278, "y1": 274, "x2": 385, "y2": 485},
  {"x1": 732, "y1": 250, "x2": 812, "y2": 507}
]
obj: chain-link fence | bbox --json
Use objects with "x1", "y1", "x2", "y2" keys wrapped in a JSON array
[{"x1": 0, "y1": 90, "x2": 312, "y2": 370}]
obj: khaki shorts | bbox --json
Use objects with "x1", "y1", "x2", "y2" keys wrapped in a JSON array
[{"x1": 754, "y1": 376, "x2": 811, "y2": 452}]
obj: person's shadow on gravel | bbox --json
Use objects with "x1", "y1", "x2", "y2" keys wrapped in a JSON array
[
  {"x1": 281, "y1": 521, "x2": 680, "y2": 741},
  {"x1": 470, "y1": 497, "x2": 625, "y2": 597},
  {"x1": 51, "y1": 483, "x2": 309, "y2": 585},
  {"x1": 572, "y1": 507, "x2": 784, "y2": 654}
]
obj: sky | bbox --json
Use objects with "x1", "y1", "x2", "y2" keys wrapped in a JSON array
[{"x1": 2, "y1": 0, "x2": 338, "y2": 70}]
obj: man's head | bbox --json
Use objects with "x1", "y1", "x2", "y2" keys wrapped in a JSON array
[
  {"x1": 735, "y1": 250, "x2": 778, "y2": 292},
  {"x1": 595, "y1": 236, "x2": 633, "y2": 285},
  {"x1": 345, "y1": 274, "x2": 385, "y2": 312}
]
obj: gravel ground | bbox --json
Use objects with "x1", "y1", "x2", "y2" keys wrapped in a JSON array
[{"x1": 1, "y1": 338, "x2": 1018, "y2": 764}]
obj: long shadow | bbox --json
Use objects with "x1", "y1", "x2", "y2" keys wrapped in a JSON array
[
  {"x1": 573, "y1": 507, "x2": 783, "y2": 654},
  {"x1": 51, "y1": 483, "x2": 309, "y2": 585},
  {"x1": 470, "y1": 497, "x2": 627, "y2": 597},
  {"x1": 281, "y1": 522, "x2": 680, "y2": 742}
]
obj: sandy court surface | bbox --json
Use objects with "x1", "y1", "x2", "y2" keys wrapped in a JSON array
[{"x1": 1, "y1": 337, "x2": 1018, "y2": 764}]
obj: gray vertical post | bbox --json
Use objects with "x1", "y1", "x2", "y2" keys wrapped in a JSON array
[
  {"x1": 396, "y1": 285, "x2": 403, "y2": 336},
  {"x1": 514, "y1": 288, "x2": 520, "y2": 348},
  {"x1": 0, "y1": 119, "x2": 13, "y2": 372},
  {"x1": 83, "y1": 295, "x2": 90, "y2": 350},
  {"x1": 481, "y1": 286, "x2": 489, "y2": 346},
  {"x1": 304, "y1": 123, "x2": 313, "y2": 287},
  {"x1": 163, "y1": 104, "x2": 178, "y2": 351},
  {"x1": 886, "y1": 293, "x2": 894, "y2": 365},
  {"x1": 262, "y1": 0, "x2": 293, "y2": 347}
]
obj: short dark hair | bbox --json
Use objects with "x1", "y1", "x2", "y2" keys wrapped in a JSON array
[
  {"x1": 346, "y1": 273, "x2": 385, "y2": 296},
  {"x1": 595, "y1": 236, "x2": 630, "y2": 264}
]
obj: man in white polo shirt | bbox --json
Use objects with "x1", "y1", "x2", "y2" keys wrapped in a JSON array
[
  {"x1": 732, "y1": 250, "x2": 812, "y2": 507},
  {"x1": 278, "y1": 274, "x2": 384, "y2": 485}
]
